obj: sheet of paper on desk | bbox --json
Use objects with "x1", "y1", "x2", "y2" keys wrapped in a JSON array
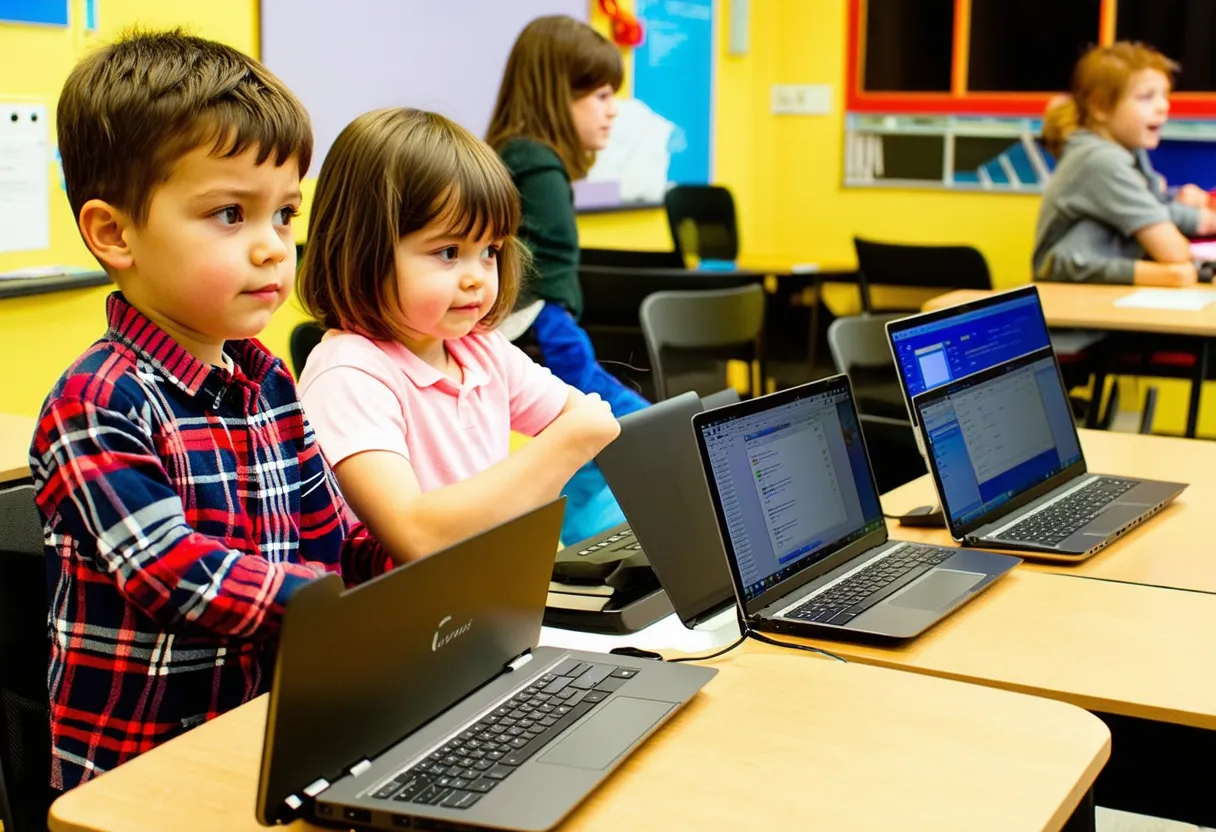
[
  {"x1": 0, "y1": 102, "x2": 51, "y2": 254},
  {"x1": 1114, "y1": 288, "x2": 1216, "y2": 311}
]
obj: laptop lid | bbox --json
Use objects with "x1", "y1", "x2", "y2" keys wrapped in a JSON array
[
  {"x1": 911, "y1": 346, "x2": 1086, "y2": 540},
  {"x1": 692, "y1": 376, "x2": 888, "y2": 619},
  {"x1": 886, "y1": 285, "x2": 1053, "y2": 426},
  {"x1": 256, "y1": 499, "x2": 566, "y2": 825},
  {"x1": 597, "y1": 391, "x2": 736, "y2": 627}
]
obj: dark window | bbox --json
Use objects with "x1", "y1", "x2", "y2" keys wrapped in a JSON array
[
  {"x1": 879, "y1": 134, "x2": 946, "y2": 182},
  {"x1": 863, "y1": 0, "x2": 954, "y2": 92},
  {"x1": 1116, "y1": 0, "x2": 1216, "y2": 92},
  {"x1": 968, "y1": 0, "x2": 1101, "y2": 92}
]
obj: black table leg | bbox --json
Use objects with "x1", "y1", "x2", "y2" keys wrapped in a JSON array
[
  {"x1": 1085, "y1": 368, "x2": 1107, "y2": 430},
  {"x1": 1061, "y1": 787, "x2": 1096, "y2": 832},
  {"x1": 1185, "y1": 339, "x2": 1209, "y2": 439}
]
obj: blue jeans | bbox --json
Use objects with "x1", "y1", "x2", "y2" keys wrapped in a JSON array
[{"x1": 531, "y1": 303, "x2": 650, "y2": 543}]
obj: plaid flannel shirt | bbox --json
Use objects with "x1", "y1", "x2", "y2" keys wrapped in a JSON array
[{"x1": 29, "y1": 293, "x2": 391, "y2": 791}]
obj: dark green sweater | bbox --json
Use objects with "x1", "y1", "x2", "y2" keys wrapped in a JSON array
[{"x1": 499, "y1": 138, "x2": 583, "y2": 319}]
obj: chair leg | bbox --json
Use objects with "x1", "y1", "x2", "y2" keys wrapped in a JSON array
[
  {"x1": 1138, "y1": 386, "x2": 1159, "y2": 435},
  {"x1": 1085, "y1": 370, "x2": 1107, "y2": 429},
  {"x1": 1099, "y1": 381, "x2": 1121, "y2": 431}
]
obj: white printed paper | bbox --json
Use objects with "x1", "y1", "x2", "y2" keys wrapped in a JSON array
[
  {"x1": 1113, "y1": 289, "x2": 1216, "y2": 312},
  {"x1": 0, "y1": 102, "x2": 51, "y2": 254},
  {"x1": 585, "y1": 98, "x2": 675, "y2": 204}
]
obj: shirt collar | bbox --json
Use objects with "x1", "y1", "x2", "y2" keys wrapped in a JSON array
[
  {"x1": 104, "y1": 292, "x2": 280, "y2": 399},
  {"x1": 376, "y1": 336, "x2": 490, "y2": 392}
]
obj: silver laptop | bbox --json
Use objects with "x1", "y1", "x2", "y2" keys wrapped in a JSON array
[
  {"x1": 256, "y1": 499, "x2": 716, "y2": 831},
  {"x1": 911, "y1": 345, "x2": 1186, "y2": 560},
  {"x1": 692, "y1": 375, "x2": 1019, "y2": 640}
]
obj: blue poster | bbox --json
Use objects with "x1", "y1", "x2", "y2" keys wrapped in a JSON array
[
  {"x1": 633, "y1": 0, "x2": 714, "y2": 186},
  {"x1": 0, "y1": 0, "x2": 70, "y2": 26}
]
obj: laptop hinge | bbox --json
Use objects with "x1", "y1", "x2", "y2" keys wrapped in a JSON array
[
  {"x1": 349, "y1": 759, "x2": 373, "y2": 777},
  {"x1": 506, "y1": 652, "x2": 534, "y2": 672},
  {"x1": 303, "y1": 777, "x2": 330, "y2": 798}
]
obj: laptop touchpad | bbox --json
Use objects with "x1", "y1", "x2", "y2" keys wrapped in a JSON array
[
  {"x1": 538, "y1": 697, "x2": 673, "y2": 770},
  {"x1": 888, "y1": 569, "x2": 985, "y2": 611}
]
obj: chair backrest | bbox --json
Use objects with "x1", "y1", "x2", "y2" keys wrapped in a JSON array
[
  {"x1": 853, "y1": 237, "x2": 992, "y2": 311},
  {"x1": 579, "y1": 248, "x2": 684, "y2": 270},
  {"x1": 579, "y1": 265, "x2": 762, "y2": 401},
  {"x1": 0, "y1": 482, "x2": 53, "y2": 832},
  {"x1": 289, "y1": 322, "x2": 326, "y2": 378},
  {"x1": 663, "y1": 186, "x2": 739, "y2": 262},
  {"x1": 858, "y1": 415, "x2": 928, "y2": 494},
  {"x1": 640, "y1": 284, "x2": 766, "y2": 400},
  {"x1": 827, "y1": 313, "x2": 906, "y2": 375}
]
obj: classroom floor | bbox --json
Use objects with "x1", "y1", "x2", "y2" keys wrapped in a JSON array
[{"x1": 1098, "y1": 808, "x2": 1212, "y2": 832}]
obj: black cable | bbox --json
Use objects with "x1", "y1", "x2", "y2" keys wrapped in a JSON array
[
  {"x1": 665, "y1": 626, "x2": 847, "y2": 664},
  {"x1": 666, "y1": 632, "x2": 747, "y2": 663}
]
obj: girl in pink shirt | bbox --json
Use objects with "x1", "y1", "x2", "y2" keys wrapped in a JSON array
[{"x1": 295, "y1": 108, "x2": 620, "y2": 559}]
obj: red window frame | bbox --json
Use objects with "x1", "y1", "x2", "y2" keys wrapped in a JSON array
[{"x1": 846, "y1": 0, "x2": 1216, "y2": 118}]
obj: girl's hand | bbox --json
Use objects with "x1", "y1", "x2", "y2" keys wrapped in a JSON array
[
  {"x1": 550, "y1": 393, "x2": 621, "y2": 460},
  {"x1": 1177, "y1": 184, "x2": 1211, "y2": 209}
]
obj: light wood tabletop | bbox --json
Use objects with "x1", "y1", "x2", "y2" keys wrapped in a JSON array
[
  {"x1": 0, "y1": 413, "x2": 35, "y2": 483},
  {"x1": 744, "y1": 570, "x2": 1216, "y2": 729},
  {"x1": 924, "y1": 283, "x2": 1216, "y2": 337},
  {"x1": 883, "y1": 429, "x2": 1216, "y2": 594},
  {"x1": 48, "y1": 651, "x2": 1109, "y2": 832}
]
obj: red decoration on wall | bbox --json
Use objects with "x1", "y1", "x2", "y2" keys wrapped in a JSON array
[{"x1": 598, "y1": 0, "x2": 645, "y2": 47}]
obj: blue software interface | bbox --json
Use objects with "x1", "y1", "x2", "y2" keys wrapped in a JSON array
[
  {"x1": 698, "y1": 383, "x2": 883, "y2": 603},
  {"x1": 919, "y1": 352, "x2": 1083, "y2": 528},
  {"x1": 889, "y1": 292, "x2": 1052, "y2": 414}
]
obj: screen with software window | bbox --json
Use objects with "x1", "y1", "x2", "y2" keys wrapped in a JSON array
[
  {"x1": 889, "y1": 291, "x2": 1052, "y2": 418},
  {"x1": 918, "y1": 350, "x2": 1082, "y2": 528},
  {"x1": 698, "y1": 382, "x2": 883, "y2": 603}
]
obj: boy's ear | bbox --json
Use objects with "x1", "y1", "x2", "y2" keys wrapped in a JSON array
[{"x1": 78, "y1": 199, "x2": 135, "y2": 272}]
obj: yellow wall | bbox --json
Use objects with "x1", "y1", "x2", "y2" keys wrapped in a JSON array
[{"x1": 1, "y1": 0, "x2": 1211, "y2": 433}]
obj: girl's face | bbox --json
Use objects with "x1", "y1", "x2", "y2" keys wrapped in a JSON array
[
  {"x1": 1097, "y1": 69, "x2": 1171, "y2": 151},
  {"x1": 571, "y1": 84, "x2": 618, "y2": 152},
  {"x1": 391, "y1": 218, "x2": 501, "y2": 351}
]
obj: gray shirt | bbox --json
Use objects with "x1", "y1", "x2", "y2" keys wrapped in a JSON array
[{"x1": 1033, "y1": 129, "x2": 1200, "y2": 283}]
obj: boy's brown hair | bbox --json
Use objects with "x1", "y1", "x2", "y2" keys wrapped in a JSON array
[
  {"x1": 1043, "y1": 42, "x2": 1179, "y2": 156},
  {"x1": 486, "y1": 15, "x2": 622, "y2": 180},
  {"x1": 57, "y1": 28, "x2": 312, "y2": 226},
  {"x1": 298, "y1": 108, "x2": 525, "y2": 340}
]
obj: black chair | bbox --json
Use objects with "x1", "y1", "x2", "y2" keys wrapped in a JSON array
[
  {"x1": 664, "y1": 185, "x2": 739, "y2": 263},
  {"x1": 858, "y1": 415, "x2": 928, "y2": 494},
  {"x1": 579, "y1": 265, "x2": 762, "y2": 400},
  {"x1": 853, "y1": 237, "x2": 993, "y2": 312},
  {"x1": 579, "y1": 248, "x2": 683, "y2": 270},
  {"x1": 639, "y1": 284, "x2": 766, "y2": 401},
  {"x1": 0, "y1": 482, "x2": 53, "y2": 832},
  {"x1": 826, "y1": 313, "x2": 910, "y2": 421},
  {"x1": 289, "y1": 322, "x2": 325, "y2": 378}
]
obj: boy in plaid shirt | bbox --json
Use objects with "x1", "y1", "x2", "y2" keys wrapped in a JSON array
[{"x1": 29, "y1": 30, "x2": 411, "y2": 791}]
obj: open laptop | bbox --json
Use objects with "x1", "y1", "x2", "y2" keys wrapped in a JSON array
[
  {"x1": 911, "y1": 345, "x2": 1186, "y2": 560},
  {"x1": 595, "y1": 390, "x2": 739, "y2": 630},
  {"x1": 691, "y1": 376, "x2": 1019, "y2": 640},
  {"x1": 256, "y1": 499, "x2": 716, "y2": 831}
]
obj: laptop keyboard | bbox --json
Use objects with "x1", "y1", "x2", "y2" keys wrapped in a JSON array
[
  {"x1": 576, "y1": 526, "x2": 641, "y2": 556},
  {"x1": 369, "y1": 658, "x2": 640, "y2": 811},
  {"x1": 785, "y1": 545, "x2": 952, "y2": 627},
  {"x1": 994, "y1": 477, "x2": 1137, "y2": 546}
]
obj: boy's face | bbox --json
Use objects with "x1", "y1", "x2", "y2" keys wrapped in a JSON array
[
  {"x1": 117, "y1": 146, "x2": 302, "y2": 365},
  {"x1": 1102, "y1": 69, "x2": 1171, "y2": 152}
]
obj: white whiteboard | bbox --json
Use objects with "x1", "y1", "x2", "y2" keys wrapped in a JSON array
[{"x1": 260, "y1": 1, "x2": 588, "y2": 173}]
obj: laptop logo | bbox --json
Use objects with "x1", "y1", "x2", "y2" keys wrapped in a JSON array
[{"x1": 432, "y1": 615, "x2": 473, "y2": 652}]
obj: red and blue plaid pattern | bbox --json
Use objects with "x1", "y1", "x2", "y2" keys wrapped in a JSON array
[{"x1": 29, "y1": 293, "x2": 391, "y2": 790}]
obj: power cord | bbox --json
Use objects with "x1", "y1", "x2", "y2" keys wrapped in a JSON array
[{"x1": 666, "y1": 625, "x2": 847, "y2": 664}]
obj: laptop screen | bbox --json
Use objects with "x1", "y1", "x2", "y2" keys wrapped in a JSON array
[
  {"x1": 888, "y1": 287, "x2": 1052, "y2": 424},
  {"x1": 696, "y1": 378, "x2": 883, "y2": 604},
  {"x1": 915, "y1": 347, "x2": 1083, "y2": 531}
]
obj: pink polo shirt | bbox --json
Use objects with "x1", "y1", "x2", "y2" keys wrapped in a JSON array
[{"x1": 297, "y1": 330, "x2": 570, "y2": 491}]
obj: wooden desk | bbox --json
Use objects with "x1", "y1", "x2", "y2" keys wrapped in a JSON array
[
  {"x1": 49, "y1": 652, "x2": 1109, "y2": 832},
  {"x1": 925, "y1": 283, "x2": 1216, "y2": 437},
  {"x1": 884, "y1": 429, "x2": 1216, "y2": 594},
  {"x1": 744, "y1": 571, "x2": 1216, "y2": 730},
  {"x1": 0, "y1": 413, "x2": 35, "y2": 483}
]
